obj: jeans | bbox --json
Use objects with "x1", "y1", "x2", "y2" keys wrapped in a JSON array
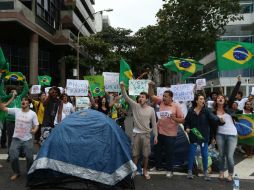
[
  {"x1": 6, "y1": 120, "x2": 15, "y2": 152},
  {"x1": 216, "y1": 134, "x2": 237, "y2": 175},
  {"x1": 154, "y1": 134, "x2": 176, "y2": 172},
  {"x1": 188, "y1": 143, "x2": 208, "y2": 173},
  {"x1": 9, "y1": 138, "x2": 34, "y2": 175}
]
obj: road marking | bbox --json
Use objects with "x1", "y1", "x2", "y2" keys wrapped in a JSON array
[{"x1": 0, "y1": 154, "x2": 37, "y2": 160}]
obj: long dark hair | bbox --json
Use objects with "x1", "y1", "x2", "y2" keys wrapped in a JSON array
[
  {"x1": 243, "y1": 100, "x2": 253, "y2": 113},
  {"x1": 98, "y1": 96, "x2": 109, "y2": 109}
]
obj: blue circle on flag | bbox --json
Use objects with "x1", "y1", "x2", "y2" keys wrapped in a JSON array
[
  {"x1": 233, "y1": 47, "x2": 248, "y2": 61},
  {"x1": 180, "y1": 61, "x2": 191, "y2": 68},
  {"x1": 94, "y1": 87, "x2": 100, "y2": 94},
  {"x1": 235, "y1": 119, "x2": 253, "y2": 136},
  {"x1": 10, "y1": 75, "x2": 18, "y2": 81}
]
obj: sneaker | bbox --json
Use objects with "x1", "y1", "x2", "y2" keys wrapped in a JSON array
[
  {"x1": 204, "y1": 173, "x2": 211, "y2": 181},
  {"x1": 187, "y1": 170, "x2": 194, "y2": 179},
  {"x1": 149, "y1": 167, "x2": 157, "y2": 172},
  {"x1": 131, "y1": 171, "x2": 137, "y2": 179},
  {"x1": 166, "y1": 171, "x2": 173, "y2": 178}
]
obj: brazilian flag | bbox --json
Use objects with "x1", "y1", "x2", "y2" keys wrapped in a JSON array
[
  {"x1": 5, "y1": 72, "x2": 24, "y2": 81},
  {"x1": 216, "y1": 41, "x2": 254, "y2": 71},
  {"x1": 163, "y1": 57, "x2": 203, "y2": 80},
  {"x1": 38, "y1": 75, "x2": 51, "y2": 86},
  {"x1": 0, "y1": 47, "x2": 9, "y2": 75},
  {"x1": 84, "y1": 75, "x2": 105, "y2": 97},
  {"x1": 119, "y1": 58, "x2": 133, "y2": 87},
  {"x1": 235, "y1": 114, "x2": 254, "y2": 146}
]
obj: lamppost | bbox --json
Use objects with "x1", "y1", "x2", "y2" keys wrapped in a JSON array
[{"x1": 76, "y1": 8, "x2": 113, "y2": 79}]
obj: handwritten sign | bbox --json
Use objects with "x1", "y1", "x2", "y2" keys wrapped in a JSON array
[
  {"x1": 156, "y1": 111, "x2": 172, "y2": 119},
  {"x1": 76, "y1": 97, "x2": 90, "y2": 109},
  {"x1": 171, "y1": 84, "x2": 194, "y2": 102},
  {"x1": 129, "y1": 80, "x2": 149, "y2": 96},
  {"x1": 66, "y1": 79, "x2": 89, "y2": 96},
  {"x1": 196, "y1": 79, "x2": 206, "y2": 90},
  {"x1": 157, "y1": 87, "x2": 171, "y2": 97},
  {"x1": 31, "y1": 85, "x2": 41, "y2": 94},
  {"x1": 103, "y1": 72, "x2": 120, "y2": 92}
]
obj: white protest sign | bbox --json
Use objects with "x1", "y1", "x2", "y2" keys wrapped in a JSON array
[
  {"x1": 251, "y1": 87, "x2": 254, "y2": 95},
  {"x1": 31, "y1": 85, "x2": 41, "y2": 94},
  {"x1": 171, "y1": 84, "x2": 195, "y2": 102},
  {"x1": 58, "y1": 87, "x2": 64, "y2": 94},
  {"x1": 156, "y1": 111, "x2": 172, "y2": 119},
  {"x1": 157, "y1": 87, "x2": 171, "y2": 97},
  {"x1": 196, "y1": 79, "x2": 206, "y2": 90},
  {"x1": 129, "y1": 80, "x2": 149, "y2": 96},
  {"x1": 66, "y1": 79, "x2": 89, "y2": 96},
  {"x1": 76, "y1": 97, "x2": 90, "y2": 109},
  {"x1": 103, "y1": 72, "x2": 120, "y2": 92},
  {"x1": 45, "y1": 87, "x2": 51, "y2": 95},
  {"x1": 207, "y1": 100, "x2": 214, "y2": 109}
]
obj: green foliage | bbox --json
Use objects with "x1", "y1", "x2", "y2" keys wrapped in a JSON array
[{"x1": 156, "y1": 0, "x2": 243, "y2": 58}]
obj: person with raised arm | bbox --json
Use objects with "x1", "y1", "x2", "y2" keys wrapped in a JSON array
[{"x1": 120, "y1": 81, "x2": 158, "y2": 180}]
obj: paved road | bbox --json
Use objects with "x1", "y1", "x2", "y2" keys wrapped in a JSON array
[{"x1": 1, "y1": 115, "x2": 253, "y2": 190}]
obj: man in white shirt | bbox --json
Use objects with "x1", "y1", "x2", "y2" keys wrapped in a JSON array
[{"x1": 0, "y1": 96, "x2": 39, "y2": 181}]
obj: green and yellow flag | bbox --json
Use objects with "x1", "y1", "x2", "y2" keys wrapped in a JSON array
[
  {"x1": 163, "y1": 57, "x2": 203, "y2": 80},
  {"x1": 119, "y1": 58, "x2": 133, "y2": 87},
  {"x1": 5, "y1": 72, "x2": 24, "y2": 81},
  {"x1": 38, "y1": 75, "x2": 51, "y2": 86},
  {"x1": 84, "y1": 75, "x2": 105, "y2": 97},
  {"x1": 216, "y1": 41, "x2": 254, "y2": 71},
  {"x1": 0, "y1": 47, "x2": 9, "y2": 74},
  {"x1": 235, "y1": 114, "x2": 254, "y2": 146}
]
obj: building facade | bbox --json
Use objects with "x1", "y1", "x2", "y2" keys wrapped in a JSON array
[
  {"x1": 0, "y1": 0, "x2": 98, "y2": 86},
  {"x1": 196, "y1": 0, "x2": 254, "y2": 97}
]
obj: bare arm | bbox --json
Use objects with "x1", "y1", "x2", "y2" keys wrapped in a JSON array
[
  {"x1": 120, "y1": 82, "x2": 136, "y2": 107},
  {"x1": 148, "y1": 81, "x2": 155, "y2": 98},
  {"x1": 31, "y1": 125, "x2": 39, "y2": 135}
]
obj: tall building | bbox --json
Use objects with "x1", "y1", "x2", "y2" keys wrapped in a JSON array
[
  {"x1": 197, "y1": 0, "x2": 254, "y2": 97},
  {"x1": 0, "y1": 0, "x2": 98, "y2": 85}
]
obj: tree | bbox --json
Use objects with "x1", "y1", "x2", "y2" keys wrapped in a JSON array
[{"x1": 156, "y1": 0, "x2": 243, "y2": 59}]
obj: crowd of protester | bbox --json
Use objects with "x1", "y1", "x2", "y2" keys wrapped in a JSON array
[{"x1": 0, "y1": 75, "x2": 253, "y2": 184}]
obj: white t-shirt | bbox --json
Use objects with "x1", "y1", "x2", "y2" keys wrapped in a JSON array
[
  {"x1": 8, "y1": 108, "x2": 39, "y2": 141},
  {"x1": 217, "y1": 113, "x2": 237, "y2": 136},
  {"x1": 54, "y1": 102, "x2": 74, "y2": 125}
]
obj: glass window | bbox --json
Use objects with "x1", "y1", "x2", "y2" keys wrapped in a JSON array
[{"x1": 240, "y1": 3, "x2": 253, "y2": 13}]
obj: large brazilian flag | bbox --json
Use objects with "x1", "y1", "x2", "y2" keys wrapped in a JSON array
[
  {"x1": 235, "y1": 114, "x2": 254, "y2": 146},
  {"x1": 216, "y1": 41, "x2": 254, "y2": 71},
  {"x1": 163, "y1": 57, "x2": 203, "y2": 80}
]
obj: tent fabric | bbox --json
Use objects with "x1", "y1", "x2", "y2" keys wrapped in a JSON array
[{"x1": 28, "y1": 109, "x2": 136, "y2": 187}]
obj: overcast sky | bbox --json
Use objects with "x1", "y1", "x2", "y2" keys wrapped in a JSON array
[{"x1": 94, "y1": 0, "x2": 164, "y2": 32}]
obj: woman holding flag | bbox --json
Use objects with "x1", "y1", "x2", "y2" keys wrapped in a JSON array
[{"x1": 184, "y1": 94, "x2": 223, "y2": 180}]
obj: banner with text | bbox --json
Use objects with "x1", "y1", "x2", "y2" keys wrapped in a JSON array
[
  {"x1": 171, "y1": 83, "x2": 194, "y2": 102},
  {"x1": 129, "y1": 80, "x2": 149, "y2": 96},
  {"x1": 103, "y1": 72, "x2": 120, "y2": 92},
  {"x1": 66, "y1": 79, "x2": 89, "y2": 96},
  {"x1": 157, "y1": 87, "x2": 171, "y2": 97}
]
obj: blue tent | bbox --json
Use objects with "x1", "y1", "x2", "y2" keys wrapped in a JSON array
[{"x1": 27, "y1": 109, "x2": 136, "y2": 189}]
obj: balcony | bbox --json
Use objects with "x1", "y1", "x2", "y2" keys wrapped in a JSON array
[{"x1": 61, "y1": 10, "x2": 90, "y2": 36}]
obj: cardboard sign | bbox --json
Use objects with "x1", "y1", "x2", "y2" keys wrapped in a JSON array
[
  {"x1": 76, "y1": 97, "x2": 90, "y2": 109},
  {"x1": 129, "y1": 80, "x2": 149, "y2": 96},
  {"x1": 30, "y1": 85, "x2": 41, "y2": 94},
  {"x1": 157, "y1": 87, "x2": 171, "y2": 97},
  {"x1": 171, "y1": 84, "x2": 194, "y2": 102},
  {"x1": 103, "y1": 72, "x2": 120, "y2": 92},
  {"x1": 66, "y1": 79, "x2": 89, "y2": 96}
]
